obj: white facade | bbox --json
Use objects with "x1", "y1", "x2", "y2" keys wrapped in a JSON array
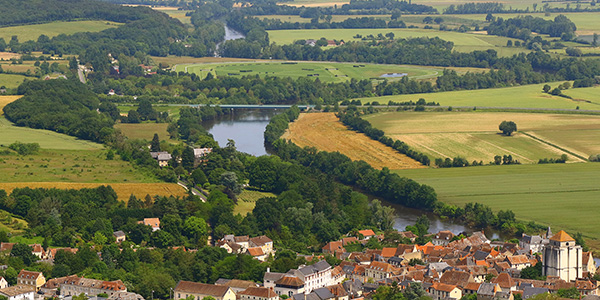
[{"x1": 543, "y1": 231, "x2": 583, "y2": 282}]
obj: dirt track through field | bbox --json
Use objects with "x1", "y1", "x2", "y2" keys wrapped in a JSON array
[{"x1": 282, "y1": 113, "x2": 424, "y2": 169}]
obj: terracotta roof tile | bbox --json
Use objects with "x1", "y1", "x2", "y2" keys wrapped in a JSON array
[
  {"x1": 431, "y1": 282, "x2": 458, "y2": 293},
  {"x1": 175, "y1": 281, "x2": 230, "y2": 297},
  {"x1": 549, "y1": 230, "x2": 575, "y2": 242},
  {"x1": 239, "y1": 287, "x2": 277, "y2": 298}
]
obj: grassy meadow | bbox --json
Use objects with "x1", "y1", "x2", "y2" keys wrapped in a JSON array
[
  {"x1": 0, "y1": 74, "x2": 28, "y2": 89},
  {"x1": 175, "y1": 61, "x2": 488, "y2": 83},
  {"x1": 357, "y1": 82, "x2": 600, "y2": 110},
  {"x1": 0, "y1": 20, "x2": 121, "y2": 42},
  {"x1": 364, "y1": 111, "x2": 600, "y2": 162},
  {"x1": 394, "y1": 163, "x2": 600, "y2": 239},
  {"x1": 115, "y1": 123, "x2": 172, "y2": 141},
  {"x1": 267, "y1": 28, "x2": 524, "y2": 56},
  {"x1": 283, "y1": 113, "x2": 424, "y2": 169}
]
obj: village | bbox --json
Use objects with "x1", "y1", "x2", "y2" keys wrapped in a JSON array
[{"x1": 0, "y1": 225, "x2": 596, "y2": 300}]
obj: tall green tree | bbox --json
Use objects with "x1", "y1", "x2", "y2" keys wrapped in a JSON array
[
  {"x1": 151, "y1": 133, "x2": 161, "y2": 152},
  {"x1": 499, "y1": 121, "x2": 517, "y2": 136}
]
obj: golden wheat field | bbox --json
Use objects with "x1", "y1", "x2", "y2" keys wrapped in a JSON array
[
  {"x1": 0, "y1": 182, "x2": 188, "y2": 202},
  {"x1": 0, "y1": 96, "x2": 20, "y2": 114},
  {"x1": 282, "y1": 113, "x2": 424, "y2": 169}
]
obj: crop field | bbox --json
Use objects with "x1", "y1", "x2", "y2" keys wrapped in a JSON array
[
  {"x1": 393, "y1": 163, "x2": 600, "y2": 239},
  {"x1": 364, "y1": 111, "x2": 600, "y2": 162},
  {"x1": 0, "y1": 182, "x2": 187, "y2": 202},
  {"x1": 234, "y1": 189, "x2": 277, "y2": 216},
  {"x1": 115, "y1": 123, "x2": 172, "y2": 141},
  {"x1": 0, "y1": 20, "x2": 121, "y2": 42},
  {"x1": 282, "y1": 113, "x2": 424, "y2": 169},
  {"x1": 0, "y1": 117, "x2": 103, "y2": 150},
  {"x1": 175, "y1": 61, "x2": 489, "y2": 83},
  {"x1": 358, "y1": 82, "x2": 600, "y2": 110},
  {"x1": 0, "y1": 52, "x2": 20, "y2": 60},
  {"x1": 267, "y1": 28, "x2": 522, "y2": 56},
  {"x1": 0, "y1": 148, "x2": 158, "y2": 183},
  {"x1": 0, "y1": 96, "x2": 19, "y2": 113}
]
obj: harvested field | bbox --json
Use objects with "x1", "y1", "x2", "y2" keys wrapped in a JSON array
[
  {"x1": 0, "y1": 96, "x2": 20, "y2": 114},
  {"x1": 0, "y1": 52, "x2": 20, "y2": 60},
  {"x1": 364, "y1": 111, "x2": 600, "y2": 163},
  {"x1": 0, "y1": 182, "x2": 187, "y2": 202},
  {"x1": 282, "y1": 113, "x2": 424, "y2": 169}
]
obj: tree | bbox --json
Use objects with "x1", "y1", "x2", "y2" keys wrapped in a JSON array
[
  {"x1": 191, "y1": 169, "x2": 208, "y2": 186},
  {"x1": 422, "y1": 16, "x2": 433, "y2": 24},
  {"x1": 181, "y1": 146, "x2": 195, "y2": 172},
  {"x1": 151, "y1": 133, "x2": 161, "y2": 152},
  {"x1": 506, "y1": 40, "x2": 513, "y2": 47},
  {"x1": 220, "y1": 172, "x2": 242, "y2": 196},
  {"x1": 557, "y1": 288, "x2": 579, "y2": 299},
  {"x1": 543, "y1": 84, "x2": 551, "y2": 93},
  {"x1": 499, "y1": 121, "x2": 517, "y2": 136},
  {"x1": 10, "y1": 243, "x2": 38, "y2": 266},
  {"x1": 127, "y1": 110, "x2": 141, "y2": 123}
]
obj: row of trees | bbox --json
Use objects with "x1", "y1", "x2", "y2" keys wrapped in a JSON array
[{"x1": 487, "y1": 15, "x2": 577, "y2": 40}]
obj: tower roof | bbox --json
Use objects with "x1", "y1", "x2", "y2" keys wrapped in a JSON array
[{"x1": 549, "y1": 230, "x2": 575, "y2": 242}]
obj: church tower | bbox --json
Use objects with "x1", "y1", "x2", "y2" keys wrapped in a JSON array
[{"x1": 542, "y1": 230, "x2": 582, "y2": 281}]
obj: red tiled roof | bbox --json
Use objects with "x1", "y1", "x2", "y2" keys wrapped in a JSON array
[
  {"x1": 492, "y1": 273, "x2": 515, "y2": 289},
  {"x1": 359, "y1": 230, "x2": 375, "y2": 237},
  {"x1": 549, "y1": 230, "x2": 575, "y2": 242},
  {"x1": 238, "y1": 287, "x2": 277, "y2": 298},
  {"x1": 381, "y1": 248, "x2": 397, "y2": 258},
  {"x1": 506, "y1": 255, "x2": 530, "y2": 265},
  {"x1": 465, "y1": 282, "x2": 482, "y2": 291},
  {"x1": 248, "y1": 247, "x2": 264, "y2": 256},
  {"x1": 323, "y1": 241, "x2": 344, "y2": 252},
  {"x1": 431, "y1": 282, "x2": 458, "y2": 293},
  {"x1": 342, "y1": 237, "x2": 358, "y2": 246},
  {"x1": 175, "y1": 281, "x2": 230, "y2": 297},
  {"x1": 18, "y1": 270, "x2": 42, "y2": 280}
]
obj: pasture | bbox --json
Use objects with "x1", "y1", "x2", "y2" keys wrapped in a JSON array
[
  {"x1": 0, "y1": 117, "x2": 103, "y2": 150},
  {"x1": 0, "y1": 148, "x2": 157, "y2": 183},
  {"x1": 0, "y1": 182, "x2": 187, "y2": 202},
  {"x1": 115, "y1": 123, "x2": 172, "y2": 141},
  {"x1": 175, "y1": 61, "x2": 488, "y2": 83},
  {"x1": 357, "y1": 82, "x2": 600, "y2": 110},
  {"x1": 266, "y1": 28, "x2": 522, "y2": 56},
  {"x1": 364, "y1": 111, "x2": 600, "y2": 162},
  {"x1": 282, "y1": 113, "x2": 424, "y2": 169},
  {"x1": 393, "y1": 163, "x2": 600, "y2": 239},
  {"x1": 0, "y1": 74, "x2": 27, "y2": 89},
  {"x1": 0, "y1": 20, "x2": 121, "y2": 42}
]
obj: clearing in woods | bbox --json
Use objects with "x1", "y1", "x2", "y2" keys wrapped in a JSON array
[
  {"x1": 364, "y1": 111, "x2": 600, "y2": 163},
  {"x1": 282, "y1": 113, "x2": 424, "y2": 169},
  {"x1": 115, "y1": 123, "x2": 174, "y2": 141},
  {"x1": 234, "y1": 189, "x2": 277, "y2": 216},
  {"x1": 0, "y1": 182, "x2": 187, "y2": 202},
  {"x1": 394, "y1": 163, "x2": 600, "y2": 239},
  {"x1": 0, "y1": 20, "x2": 121, "y2": 42}
]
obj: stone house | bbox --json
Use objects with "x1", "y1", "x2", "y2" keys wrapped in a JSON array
[
  {"x1": 174, "y1": 281, "x2": 235, "y2": 300},
  {"x1": 17, "y1": 270, "x2": 45, "y2": 292}
]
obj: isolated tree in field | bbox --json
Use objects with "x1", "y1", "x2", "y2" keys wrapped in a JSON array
[
  {"x1": 150, "y1": 133, "x2": 161, "y2": 152},
  {"x1": 543, "y1": 84, "x2": 551, "y2": 93},
  {"x1": 499, "y1": 121, "x2": 517, "y2": 136},
  {"x1": 422, "y1": 16, "x2": 433, "y2": 24}
]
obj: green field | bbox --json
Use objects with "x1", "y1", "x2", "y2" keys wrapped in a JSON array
[
  {"x1": 175, "y1": 61, "x2": 488, "y2": 83},
  {"x1": 0, "y1": 20, "x2": 121, "y2": 42},
  {"x1": 234, "y1": 189, "x2": 277, "y2": 216},
  {"x1": 358, "y1": 82, "x2": 600, "y2": 110},
  {"x1": 115, "y1": 122, "x2": 178, "y2": 143},
  {"x1": 364, "y1": 111, "x2": 600, "y2": 163},
  {"x1": 0, "y1": 74, "x2": 27, "y2": 89},
  {"x1": 394, "y1": 163, "x2": 600, "y2": 239},
  {"x1": 267, "y1": 28, "x2": 524, "y2": 56},
  {"x1": 117, "y1": 105, "x2": 184, "y2": 120},
  {"x1": 0, "y1": 117, "x2": 104, "y2": 150},
  {"x1": 562, "y1": 86, "x2": 600, "y2": 104}
]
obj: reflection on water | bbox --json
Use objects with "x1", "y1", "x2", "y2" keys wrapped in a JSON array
[{"x1": 201, "y1": 109, "x2": 282, "y2": 156}]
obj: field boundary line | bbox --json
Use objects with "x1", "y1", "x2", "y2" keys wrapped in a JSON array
[{"x1": 521, "y1": 131, "x2": 588, "y2": 161}]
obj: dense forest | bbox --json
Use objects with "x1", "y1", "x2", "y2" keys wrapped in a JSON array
[{"x1": 487, "y1": 15, "x2": 578, "y2": 40}]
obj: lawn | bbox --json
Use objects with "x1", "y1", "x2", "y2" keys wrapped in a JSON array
[
  {"x1": 175, "y1": 61, "x2": 487, "y2": 83},
  {"x1": 234, "y1": 189, "x2": 277, "y2": 216},
  {"x1": 0, "y1": 117, "x2": 103, "y2": 150},
  {"x1": 0, "y1": 20, "x2": 121, "y2": 42},
  {"x1": 267, "y1": 28, "x2": 520, "y2": 55},
  {"x1": 364, "y1": 111, "x2": 600, "y2": 162},
  {"x1": 357, "y1": 82, "x2": 600, "y2": 110},
  {"x1": 282, "y1": 113, "x2": 424, "y2": 169},
  {"x1": 393, "y1": 163, "x2": 600, "y2": 239},
  {"x1": 0, "y1": 74, "x2": 28, "y2": 89}
]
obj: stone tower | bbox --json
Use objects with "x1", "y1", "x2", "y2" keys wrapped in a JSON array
[{"x1": 542, "y1": 230, "x2": 582, "y2": 281}]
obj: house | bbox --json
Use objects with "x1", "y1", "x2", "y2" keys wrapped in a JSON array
[
  {"x1": 30, "y1": 244, "x2": 45, "y2": 259},
  {"x1": 248, "y1": 247, "x2": 267, "y2": 261},
  {"x1": 439, "y1": 269, "x2": 474, "y2": 288},
  {"x1": 40, "y1": 275, "x2": 79, "y2": 297},
  {"x1": 428, "y1": 282, "x2": 462, "y2": 300},
  {"x1": 59, "y1": 276, "x2": 127, "y2": 297},
  {"x1": 323, "y1": 241, "x2": 345, "y2": 255},
  {"x1": 289, "y1": 261, "x2": 332, "y2": 293},
  {"x1": 583, "y1": 252, "x2": 596, "y2": 275},
  {"x1": 464, "y1": 282, "x2": 482, "y2": 295},
  {"x1": 174, "y1": 281, "x2": 235, "y2": 300},
  {"x1": 249, "y1": 235, "x2": 274, "y2": 255},
  {"x1": 492, "y1": 273, "x2": 515, "y2": 291},
  {"x1": 193, "y1": 148, "x2": 212, "y2": 166},
  {"x1": 0, "y1": 277, "x2": 7, "y2": 289},
  {"x1": 305, "y1": 39, "x2": 317, "y2": 46},
  {"x1": 0, "y1": 285, "x2": 35, "y2": 300},
  {"x1": 150, "y1": 152, "x2": 172, "y2": 167},
  {"x1": 46, "y1": 248, "x2": 78, "y2": 260},
  {"x1": 505, "y1": 255, "x2": 532, "y2": 270},
  {"x1": 274, "y1": 275, "x2": 305, "y2": 298},
  {"x1": 238, "y1": 287, "x2": 278, "y2": 300},
  {"x1": 522, "y1": 287, "x2": 549, "y2": 299},
  {"x1": 358, "y1": 230, "x2": 376, "y2": 240},
  {"x1": 107, "y1": 291, "x2": 145, "y2": 300},
  {"x1": 214, "y1": 279, "x2": 258, "y2": 294},
  {"x1": 17, "y1": 270, "x2": 45, "y2": 292},
  {"x1": 520, "y1": 234, "x2": 548, "y2": 254},
  {"x1": 432, "y1": 231, "x2": 456, "y2": 246},
  {"x1": 0, "y1": 243, "x2": 14, "y2": 253},
  {"x1": 113, "y1": 231, "x2": 126, "y2": 243},
  {"x1": 138, "y1": 218, "x2": 160, "y2": 231},
  {"x1": 365, "y1": 261, "x2": 394, "y2": 281},
  {"x1": 477, "y1": 283, "x2": 502, "y2": 300}
]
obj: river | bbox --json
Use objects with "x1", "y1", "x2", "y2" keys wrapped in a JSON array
[
  {"x1": 215, "y1": 24, "x2": 246, "y2": 57},
  {"x1": 202, "y1": 109, "x2": 502, "y2": 239}
]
